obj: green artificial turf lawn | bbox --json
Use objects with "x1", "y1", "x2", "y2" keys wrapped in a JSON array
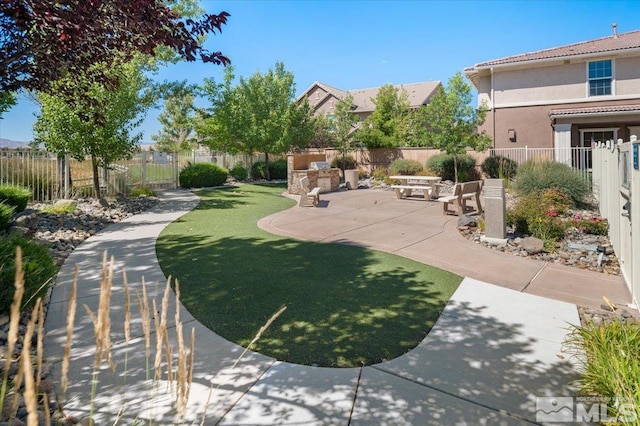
[{"x1": 156, "y1": 183, "x2": 462, "y2": 367}]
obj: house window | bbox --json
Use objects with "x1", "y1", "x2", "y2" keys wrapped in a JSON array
[{"x1": 588, "y1": 60, "x2": 612, "y2": 96}]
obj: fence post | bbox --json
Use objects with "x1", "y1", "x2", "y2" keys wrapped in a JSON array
[
  {"x1": 174, "y1": 151, "x2": 179, "y2": 188},
  {"x1": 141, "y1": 150, "x2": 147, "y2": 187},
  {"x1": 64, "y1": 154, "x2": 70, "y2": 199},
  {"x1": 631, "y1": 136, "x2": 640, "y2": 308}
]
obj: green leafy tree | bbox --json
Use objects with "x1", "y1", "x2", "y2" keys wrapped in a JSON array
[
  {"x1": 0, "y1": 92, "x2": 16, "y2": 119},
  {"x1": 198, "y1": 62, "x2": 315, "y2": 179},
  {"x1": 332, "y1": 94, "x2": 359, "y2": 168},
  {"x1": 355, "y1": 84, "x2": 411, "y2": 148},
  {"x1": 34, "y1": 60, "x2": 153, "y2": 199},
  {"x1": 415, "y1": 72, "x2": 491, "y2": 182},
  {"x1": 152, "y1": 90, "x2": 197, "y2": 152}
]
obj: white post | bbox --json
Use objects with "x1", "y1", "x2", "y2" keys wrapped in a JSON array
[{"x1": 631, "y1": 136, "x2": 640, "y2": 308}]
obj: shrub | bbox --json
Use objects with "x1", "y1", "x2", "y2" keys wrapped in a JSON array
[
  {"x1": 0, "y1": 234, "x2": 56, "y2": 314},
  {"x1": 129, "y1": 186, "x2": 156, "y2": 197},
  {"x1": 0, "y1": 184, "x2": 31, "y2": 213},
  {"x1": 330, "y1": 156, "x2": 357, "y2": 171},
  {"x1": 251, "y1": 159, "x2": 288, "y2": 180},
  {"x1": 513, "y1": 160, "x2": 589, "y2": 205},
  {"x1": 371, "y1": 167, "x2": 388, "y2": 181},
  {"x1": 426, "y1": 153, "x2": 477, "y2": 182},
  {"x1": 507, "y1": 189, "x2": 570, "y2": 244},
  {"x1": 230, "y1": 163, "x2": 248, "y2": 181},
  {"x1": 179, "y1": 163, "x2": 228, "y2": 189},
  {"x1": 40, "y1": 200, "x2": 77, "y2": 214},
  {"x1": 388, "y1": 159, "x2": 423, "y2": 176},
  {"x1": 565, "y1": 320, "x2": 640, "y2": 422},
  {"x1": 571, "y1": 215, "x2": 609, "y2": 236},
  {"x1": 481, "y1": 155, "x2": 518, "y2": 179},
  {"x1": 0, "y1": 202, "x2": 15, "y2": 231}
]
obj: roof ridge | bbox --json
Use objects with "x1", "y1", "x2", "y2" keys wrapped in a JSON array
[
  {"x1": 347, "y1": 81, "x2": 440, "y2": 92},
  {"x1": 474, "y1": 29, "x2": 640, "y2": 68}
]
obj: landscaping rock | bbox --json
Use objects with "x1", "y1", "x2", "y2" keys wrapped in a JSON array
[
  {"x1": 457, "y1": 215, "x2": 477, "y2": 228},
  {"x1": 521, "y1": 237, "x2": 544, "y2": 254}
]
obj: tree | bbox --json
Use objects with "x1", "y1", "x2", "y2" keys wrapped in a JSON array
[
  {"x1": 415, "y1": 72, "x2": 491, "y2": 182},
  {"x1": 0, "y1": 92, "x2": 16, "y2": 119},
  {"x1": 198, "y1": 62, "x2": 316, "y2": 179},
  {"x1": 355, "y1": 84, "x2": 411, "y2": 148},
  {"x1": 152, "y1": 89, "x2": 197, "y2": 152},
  {"x1": 0, "y1": 1, "x2": 230, "y2": 95},
  {"x1": 34, "y1": 60, "x2": 153, "y2": 199},
  {"x1": 332, "y1": 94, "x2": 359, "y2": 163}
]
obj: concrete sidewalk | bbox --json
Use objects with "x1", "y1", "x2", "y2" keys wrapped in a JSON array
[{"x1": 42, "y1": 187, "x2": 626, "y2": 424}]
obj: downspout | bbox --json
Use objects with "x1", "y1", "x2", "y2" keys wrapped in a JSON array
[{"x1": 491, "y1": 67, "x2": 496, "y2": 148}]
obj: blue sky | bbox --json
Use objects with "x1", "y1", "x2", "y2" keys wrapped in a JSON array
[{"x1": 2, "y1": 0, "x2": 639, "y2": 143}]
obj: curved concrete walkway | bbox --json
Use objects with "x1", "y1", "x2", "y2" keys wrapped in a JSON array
[{"x1": 43, "y1": 187, "x2": 630, "y2": 425}]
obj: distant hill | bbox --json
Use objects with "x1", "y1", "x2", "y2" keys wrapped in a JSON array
[{"x1": 0, "y1": 138, "x2": 30, "y2": 149}]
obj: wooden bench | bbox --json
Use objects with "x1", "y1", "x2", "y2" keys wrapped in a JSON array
[
  {"x1": 390, "y1": 185, "x2": 434, "y2": 200},
  {"x1": 298, "y1": 176, "x2": 321, "y2": 207},
  {"x1": 437, "y1": 180, "x2": 483, "y2": 216}
]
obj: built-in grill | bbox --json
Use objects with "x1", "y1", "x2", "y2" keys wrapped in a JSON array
[
  {"x1": 308, "y1": 161, "x2": 334, "y2": 193},
  {"x1": 309, "y1": 161, "x2": 331, "y2": 170}
]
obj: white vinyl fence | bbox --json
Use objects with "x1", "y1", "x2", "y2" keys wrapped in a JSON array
[
  {"x1": 592, "y1": 137, "x2": 640, "y2": 309},
  {"x1": 490, "y1": 146, "x2": 592, "y2": 185}
]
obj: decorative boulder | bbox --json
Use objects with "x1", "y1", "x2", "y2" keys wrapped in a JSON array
[{"x1": 521, "y1": 236, "x2": 544, "y2": 254}]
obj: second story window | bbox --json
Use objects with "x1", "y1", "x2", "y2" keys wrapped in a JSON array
[{"x1": 588, "y1": 60, "x2": 612, "y2": 96}]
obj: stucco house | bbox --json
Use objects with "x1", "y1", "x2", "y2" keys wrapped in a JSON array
[
  {"x1": 464, "y1": 26, "x2": 640, "y2": 153},
  {"x1": 299, "y1": 81, "x2": 441, "y2": 122}
]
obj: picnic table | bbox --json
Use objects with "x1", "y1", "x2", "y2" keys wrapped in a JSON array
[{"x1": 389, "y1": 175, "x2": 442, "y2": 200}]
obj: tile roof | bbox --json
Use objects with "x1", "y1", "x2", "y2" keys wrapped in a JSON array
[
  {"x1": 472, "y1": 30, "x2": 640, "y2": 69},
  {"x1": 347, "y1": 81, "x2": 441, "y2": 113},
  {"x1": 299, "y1": 81, "x2": 441, "y2": 113},
  {"x1": 549, "y1": 104, "x2": 640, "y2": 118}
]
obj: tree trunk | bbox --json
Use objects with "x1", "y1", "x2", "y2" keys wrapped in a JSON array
[
  {"x1": 453, "y1": 155, "x2": 459, "y2": 183},
  {"x1": 265, "y1": 152, "x2": 271, "y2": 181},
  {"x1": 91, "y1": 154, "x2": 102, "y2": 200}
]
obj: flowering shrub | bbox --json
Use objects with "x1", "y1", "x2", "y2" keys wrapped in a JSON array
[{"x1": 572, "y1": 215, "x2": 609, "y2": 235}]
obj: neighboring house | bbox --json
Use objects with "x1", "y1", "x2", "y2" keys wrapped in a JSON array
[
  {"x1": 299, "y1": 80, "x2": 441, "y2": 122},
  {"x1": 464, "y1": 27, "x2": 640, "y2": 155}
]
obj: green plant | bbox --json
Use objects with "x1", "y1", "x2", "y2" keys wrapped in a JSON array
[
  {"x1": 565, "y1": 319, "x2": 640, "y2": 423},
  {"x1": 507, "y1": 190, "x2": 570, "y2": 242},
  {"x1": 229, "y1": 163, "x2": 248, "y2": 181},
  {"x1": 371, "y1": 167, "x2": 388, "y2": 181},
  {"x1": 129, "y1": 186, "x2": 156, "y2": 197},
  {"x1": 388, "y1": 158, "x2": 423, "y2": 176},
  {"x1": 40, "y1": 200, "x2": 77, "y2": 214},
  {"x1": 0, "y1": 184, "x2": 31, "y2": 213},
  {"x1": 481, "y1": 155, "x2": 518, "y2": 179},
  {"x1": 179, "y1": 162, "x2": 228, "y2": 188},
  {"x1": 0, "y1": 235, "x2": 56, "y2": 314},
  {"x1": 0, "y1": 202, "x2": 15, "y2": 231},
  {"x1": 330, "y1": 156, "x2": 357, "y2": 171},
  {"x1": 513, "y1": 159, "x2": 589, "y2": 206},
  {"x1": 571, "y1": 214, "x2": 609, "y2": 236},
  {"x1": 426, "y1": 153, "x2": 477, "y2": 182},
  {"x1": 251, "y1": 159, "x2": 288, "y2": 180}
]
